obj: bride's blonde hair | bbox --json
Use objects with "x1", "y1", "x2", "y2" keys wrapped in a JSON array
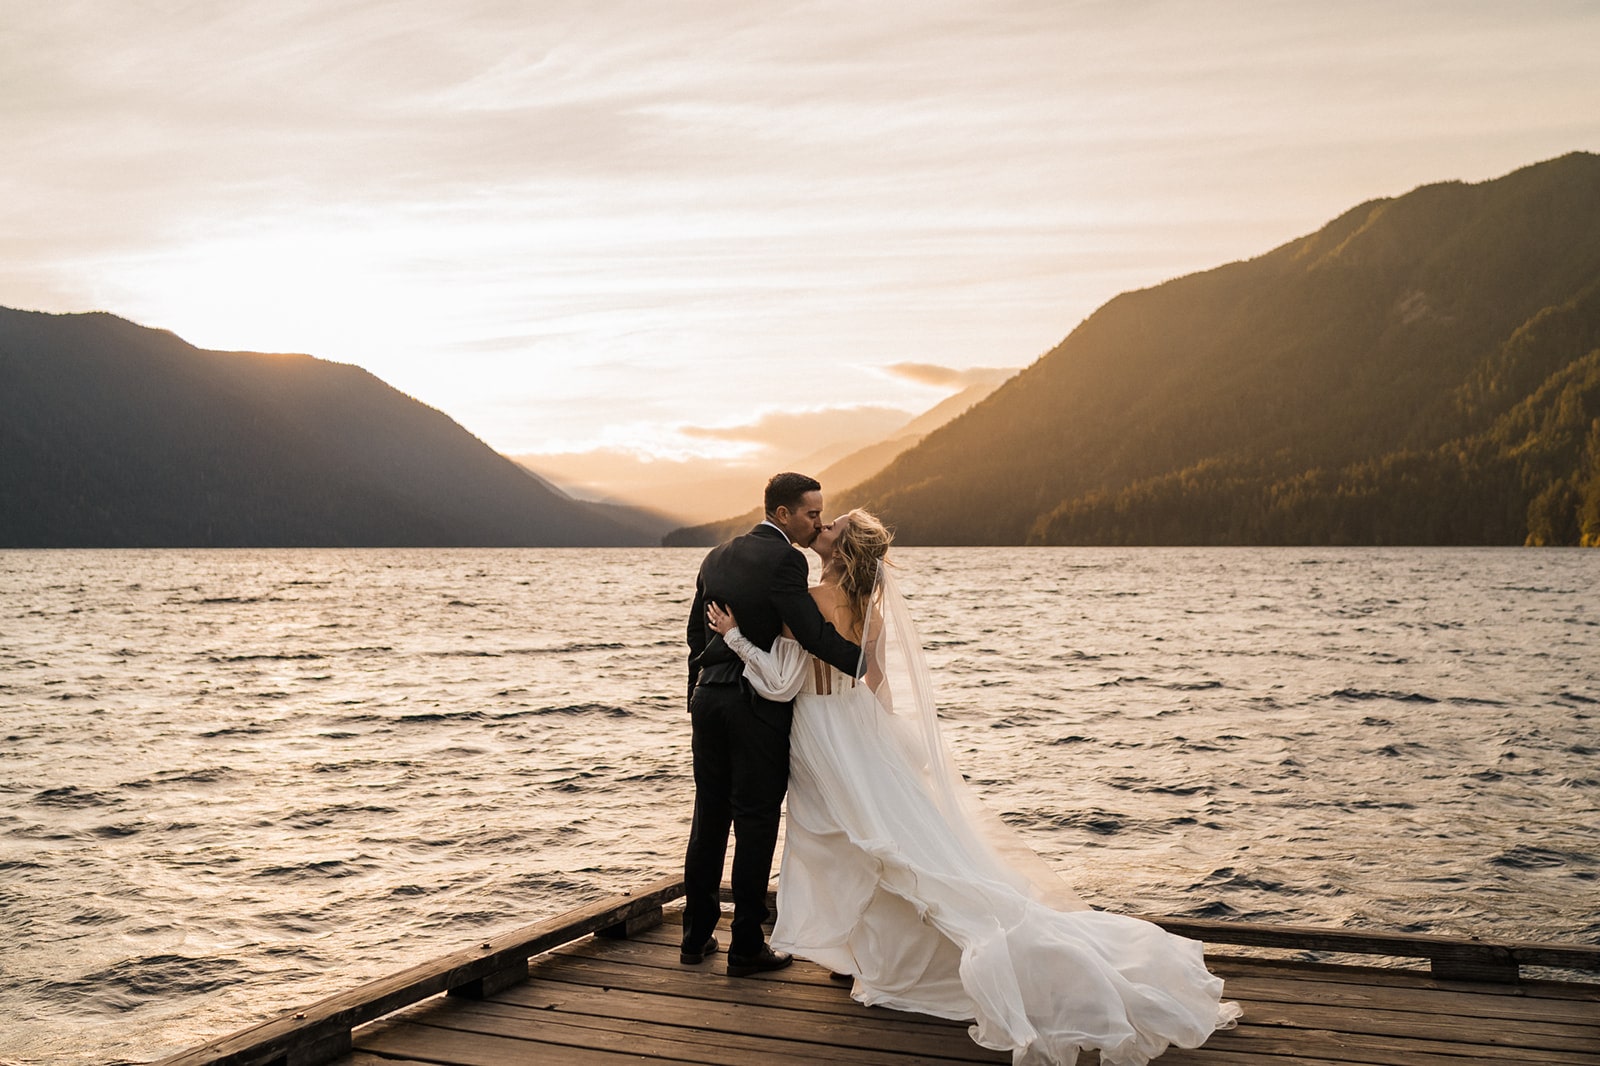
[{"x1": 832, "y1": 509, "x2": 893, "y2": 635}]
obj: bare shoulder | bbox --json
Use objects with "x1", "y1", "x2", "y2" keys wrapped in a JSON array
[
  {"x1": 809, "y1": 583, "x2": 859, "y2": 639},
  {"x1": 809, "y1": 583, "x2": 844, "y2": 610}
]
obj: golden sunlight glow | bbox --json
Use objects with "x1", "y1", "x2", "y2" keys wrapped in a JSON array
[{"x1": 6, "y1": 2, "x2": 1598, "y2": 459}]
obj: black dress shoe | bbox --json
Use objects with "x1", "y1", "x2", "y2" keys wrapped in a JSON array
[
  {"x1": 679, "y1": 935, "x2": 718, "y2": 965},
  {"x1": 828, "y1": 970, "x2": 854, "y2": 982},
  {"x1": 726, "y1": 945, "x2": 793, "y2": 977}
]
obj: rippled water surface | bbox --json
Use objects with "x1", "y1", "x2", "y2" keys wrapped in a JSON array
[{"x1": 1, "y1": 547, "x2": 1596, "y2": 1064}]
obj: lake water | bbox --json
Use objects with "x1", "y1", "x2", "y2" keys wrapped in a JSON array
[{"x1": 1, "y1": 546, "x2": 1596, "y2": 1065}]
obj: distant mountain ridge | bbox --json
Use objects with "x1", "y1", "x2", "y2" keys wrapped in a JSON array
[
  {"x1": 654, "y1": 377, "x2": 1014, "y2": 542},
  {"x1": 514, "y1": 373, "x2": 1011, "y2": 527},
  {"x1": 810, "y1": 376, "x2": 1012, "y2": 497},
  {"x1": 704, "y1": 151, "x2": 1599, "y2": 547},
  {"x1": 0, "y1": 308, "x2": 664, "y2": 546}
]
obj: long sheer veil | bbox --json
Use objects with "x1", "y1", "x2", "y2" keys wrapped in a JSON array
[{"x1": 857, "y1": 562, "x2": 1087, "y2": 912}]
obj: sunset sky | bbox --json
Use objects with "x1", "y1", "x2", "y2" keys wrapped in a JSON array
[{"x1": 6, "y1": 1, "x2": 1598, "y2": 478}]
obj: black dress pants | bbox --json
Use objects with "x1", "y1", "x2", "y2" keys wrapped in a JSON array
[{"x1": 681, "y1": 679, "x2": 792, "y2": 958}]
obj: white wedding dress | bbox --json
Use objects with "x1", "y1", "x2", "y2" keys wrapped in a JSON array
[{"x1": 720, "y1": 567, "x2": 1239, "y2": 1066}]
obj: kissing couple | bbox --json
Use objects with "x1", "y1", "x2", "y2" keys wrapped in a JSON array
[{"x1": 682, "y1": 472, "x2": 1239, "y2": 1065}]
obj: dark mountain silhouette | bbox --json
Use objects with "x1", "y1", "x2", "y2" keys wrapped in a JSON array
[
  {"x1": 0, "y1": 308, "x2": 664, "y2": 546},
  {"x1": 673, "y1": 152, "x2": 1600, "y2": 547}
]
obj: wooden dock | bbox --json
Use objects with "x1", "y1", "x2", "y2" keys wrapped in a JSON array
[{"x1": 158, "y1": 875, "x2": 1600, "y2": 1066}]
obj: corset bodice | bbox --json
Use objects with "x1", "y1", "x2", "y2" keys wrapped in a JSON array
[{"x1": 801, "y1": 657, "x2": 859, "y2": 696}]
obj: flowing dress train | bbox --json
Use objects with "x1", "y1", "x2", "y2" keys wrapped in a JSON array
[{"x1": 721, "y1": 569, "x2": 1239, "y2": 1066}]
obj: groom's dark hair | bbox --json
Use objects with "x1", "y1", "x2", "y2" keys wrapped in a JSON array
[{"x1": 765, "y1": 472, "x2": 821, "y2": 517}]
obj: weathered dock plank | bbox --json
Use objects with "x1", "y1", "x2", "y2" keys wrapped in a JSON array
[
  {"x1": 358, "y1": 1015, "x2": 666, "y2": 1064},
  {"x1": 1200, "y1": 1024, "x2": 1598, "y2": 1066},
  {"x1": 398, "y1": 996, "x2": 988, "y2": 1065},
  {"x1": 155, "y1": 876, "x2": 1600, "y2": 1066},
  {"x1": 1214, "y1": 964, "x2": 1600, "y2": 1025},
  {"x1": 338, "y1": 907, "x2": 1598, "y2": 1066},
  {"x1": 154, "y1": 876, "x2": 682, "y2": 1066},
  {"x1": 344, "y1": 1053, "x2": 436, "y2": 1066},
  {"x1": 1142, "y1": 915, "x2": 1600, "y2": 984},
  {"x1": 522, "y1": 957, "x2": 979, "y2": 1035}
]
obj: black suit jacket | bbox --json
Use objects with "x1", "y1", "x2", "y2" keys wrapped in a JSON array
[{"x1": 687, "y1": 523, "x2": 862, "y2": 703}]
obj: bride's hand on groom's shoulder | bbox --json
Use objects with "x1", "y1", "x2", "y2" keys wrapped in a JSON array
[{"x1": 706, "y1": 600, "x2": 737, "y2": 635}]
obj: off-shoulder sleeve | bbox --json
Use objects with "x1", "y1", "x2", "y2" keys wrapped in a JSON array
[{"x1": 722, "y1": 627, "x2": 807, "y2": 701}]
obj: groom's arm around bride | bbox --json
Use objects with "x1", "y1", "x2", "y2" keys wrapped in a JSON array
[{"x1": 687, "y1": 478, "x2": 859, "y2": 696}]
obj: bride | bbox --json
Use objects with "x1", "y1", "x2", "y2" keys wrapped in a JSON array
[{"x1": 703, "y1": 509, "x2": 1240, "y2": 1066}]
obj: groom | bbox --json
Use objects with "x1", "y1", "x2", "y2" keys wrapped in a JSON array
[{"x1": 681, "y1": 472, "x2": 862, "y2": 976}]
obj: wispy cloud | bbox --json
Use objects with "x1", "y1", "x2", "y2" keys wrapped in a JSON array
[
  {"x1": 885, "y1": 363, "x2": 1016, "y2": 389},
  {"x1": 681, "y1": 405, "x2": 913, "y2": 453}
]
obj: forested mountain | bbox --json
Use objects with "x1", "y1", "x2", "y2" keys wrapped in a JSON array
[
  {"x1": 811, "y1": 375, "x2": 1013, "y2": 497},
  {"x1": 0, "y1": 308, "x2": 663, "y2": 546},
  {"x1": 792, "y1": 152, "x2": 1600, "y2": 546}
]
